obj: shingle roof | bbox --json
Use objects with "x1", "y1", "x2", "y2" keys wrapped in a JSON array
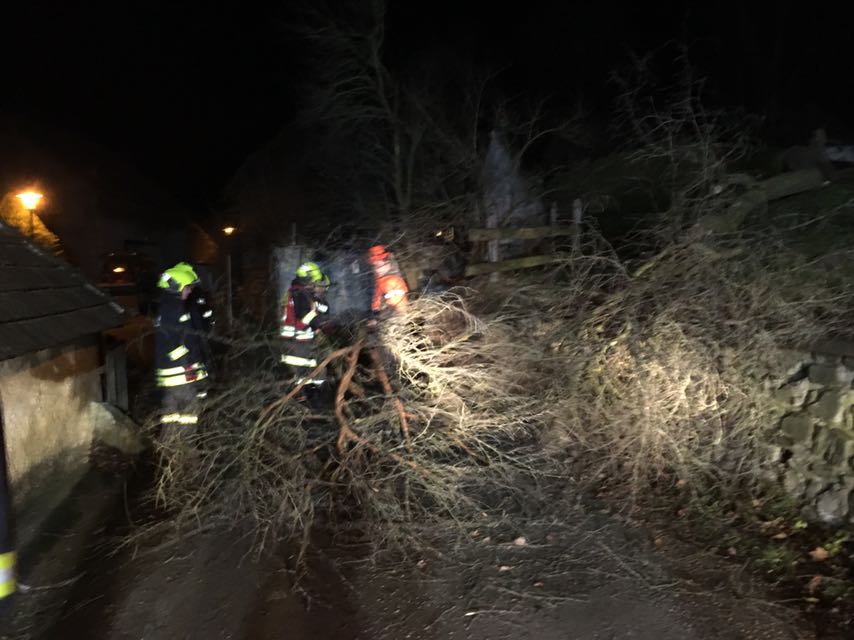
[{"x1": 0, "y1": 221, "x2": 127, "y2": 361}]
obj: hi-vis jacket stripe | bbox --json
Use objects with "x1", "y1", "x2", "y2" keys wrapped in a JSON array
[{"x1": 168, "y1": 345, "x2": 189, "y2": 361}]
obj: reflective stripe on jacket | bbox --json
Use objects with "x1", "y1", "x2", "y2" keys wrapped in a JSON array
[
  {"x1": 281, "y1": 284, "x2": 327, "y2": 340},
  {"x1": 372, "y1": 273, "x2": 409, "y2": 314}
]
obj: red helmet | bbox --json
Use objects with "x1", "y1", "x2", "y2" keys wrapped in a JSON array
[{"x1": 368, "y1": 244, "x2": 390, "y2": 265}]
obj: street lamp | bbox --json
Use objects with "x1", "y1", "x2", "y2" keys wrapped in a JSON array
[
  {"x1": 16, "y1": 191, "x2": 43, "y2": 239},
  {"x1": 222, "y1": 225, "x2": 237, "y2": 327}
]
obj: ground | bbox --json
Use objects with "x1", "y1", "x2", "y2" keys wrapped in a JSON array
[{"x1": 2, "y1": 456, "x2": 827, "y2": 640}]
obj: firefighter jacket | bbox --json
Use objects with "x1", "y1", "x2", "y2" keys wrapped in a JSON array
[
  {"x1": 372, "y1": 272, "x2": 409, "y2": 316},
  {"x1": 280, "y1": 281, "x2": 329, "y2": 341},
  {"x1": 187, "y1": 286, "x2": 215, "y2": 334},
  {"x1": 154, "y1": 291, "x2": 209, "y2": 388}
]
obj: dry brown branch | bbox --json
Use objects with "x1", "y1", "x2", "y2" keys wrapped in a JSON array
[
  {"x1": 367, "y1": 346, "x2": 412, "y2": 451},
  {"x1": 335, "y1": 342, "x2": 363, "y2": 455},
  {"x1": 257, "y1": 345, "x2": 355, "y2": 428}
]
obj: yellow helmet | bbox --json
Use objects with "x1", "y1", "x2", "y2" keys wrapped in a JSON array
[
  {"x1": 158, "y1": 262, "x2": 200, "y2": 292},
  {"x1": 296, "y1": 261, "x2": 329, "y2": 285}
]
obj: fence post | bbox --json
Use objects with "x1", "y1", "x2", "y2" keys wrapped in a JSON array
[
  {"x1": 549, "y1": 201, "x2": 558, "y2": 253},
  {"x1": 106, "y1": 346, "x2": 129, "y2": 412},
  {"x1": 572, "y1": 198, "x2": 583, "y2": 254},
  {"x1": 486, "y1": 210, "x2": 500, "y2": 282}
]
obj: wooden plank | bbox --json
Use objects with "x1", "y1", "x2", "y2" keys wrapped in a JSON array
[
  {"x1": 0, "y1": 288, "x2": 106, "y2": 323},
  {"x1": 464, "y1": 254, "x2": 559, "y2": 276},
  {"x1": 468, "y1": 225, "x2": 577, "y2": 242},
  {"x1": 696, "y1": 168, "x2": 825, "y2": 234},
  {"x1": 0, "y1": 242, "x2": 55, "y2": 267},
  {"x1": 0, "y1": 266, "x2": 63, "y2": 291}
]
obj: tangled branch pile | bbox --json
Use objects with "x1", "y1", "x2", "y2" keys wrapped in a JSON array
[
  {"x1": 145, "y1": 223, "x2": 854, "y2": 557},
  {"x1": 147, "y1": 293, "x2": 549, "y2": 559},
  {"x1": 519, "y1": 229, "x2": 854, "y2": 505}
]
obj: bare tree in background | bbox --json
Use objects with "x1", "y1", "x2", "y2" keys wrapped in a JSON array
[
  {"x1": 290, "y1": 0, "x2": 489, "y2": 233},
  {"x1": 609, "y1": 48, "x2": 758, "y2": 239}
]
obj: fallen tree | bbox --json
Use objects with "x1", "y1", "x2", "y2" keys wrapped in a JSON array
[{"x1": 139, "y1": 293, "x2": 551, "y2": 562}]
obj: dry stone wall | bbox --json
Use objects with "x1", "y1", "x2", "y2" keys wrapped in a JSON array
[{"x1": 766, "y1": 343, "x2": 854, "y2": 526}]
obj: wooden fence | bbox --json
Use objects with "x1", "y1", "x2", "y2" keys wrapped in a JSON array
[{"x1": 464, "y1": 199, "x2": 583, "y2": 277}]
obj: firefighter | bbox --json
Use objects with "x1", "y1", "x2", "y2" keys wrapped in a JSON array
[
  {"x1": 172, "y1": 262, "x2": 216, "y2": 379},
  {"x1": 0, "y1": 419, "x2": 16, "y2": 618},
  {"x1": 367, "y1": 244, "x2": 409, "y2": 327},
  {"x1": 154, "y1": 263, "x2": 210, "y2": 431},
  {"x1": 280, "y1": 261, "x2": 331, "y2": 393}
]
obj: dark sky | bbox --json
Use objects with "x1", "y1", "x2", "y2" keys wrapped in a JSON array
[{"x1": 1, "y1": 1, "x2": 852, "y2": 213}]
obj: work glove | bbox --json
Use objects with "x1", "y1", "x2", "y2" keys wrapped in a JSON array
[{"x1": 184, "y1": 366, "x2": 198, "y2": 382}]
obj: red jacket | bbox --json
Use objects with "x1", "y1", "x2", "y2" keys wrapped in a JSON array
[{"x1": 281, "y1": 282, "x2": 328, "y2": 341}]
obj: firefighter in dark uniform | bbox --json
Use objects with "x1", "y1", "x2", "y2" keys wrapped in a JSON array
[
  {"x1": 154, "y1": 263, "x2": 210, "y2": 432},
  {"x1": 279, "y1": 261, "x2": 330, "y2": 396},
  {"x1": 172, "y1": 262, "x2": 216, "y2": 380},
  {"x1": 0, "y1": 418, "x2": 16, "y2": 618}
]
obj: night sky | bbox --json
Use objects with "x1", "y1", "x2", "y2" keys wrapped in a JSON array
[{"x1": 1, "y1": 1, "x2": 852, "y2": 214}]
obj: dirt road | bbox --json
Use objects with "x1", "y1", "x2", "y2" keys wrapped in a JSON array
[{"x1": 9, "y1": 498, "x2": 819, "y2": 640}]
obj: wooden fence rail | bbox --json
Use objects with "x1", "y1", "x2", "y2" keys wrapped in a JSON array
[
  {"x1": 464, "y1": 199, "x2": 583, "y2": 277},
  {"x1": 467, "y1": 225, "x2": 576, "y2": 242}
]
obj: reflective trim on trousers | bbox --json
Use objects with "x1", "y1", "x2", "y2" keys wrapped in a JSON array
[
  {"x1": 157, "y1": 365, "x2": 187, "y2": 376},
  {"x1": 0, "y1": 552, "x2": 16, "y2": 599},
  {"x1": 161, "y1": 413, "x2": 199, "y2": 425},
  {"x1": 295, "y1": 378, "x2": 326, "y2": 386},
  {"x1": 281, "y1": 354, "x2": 317, "y2": 368},
  {"x1": 156, "y1": 367, "x2": 208, "y2": 387},
  {"x1": 280, "y1": 327, "x2": 314, "y2": 340}
]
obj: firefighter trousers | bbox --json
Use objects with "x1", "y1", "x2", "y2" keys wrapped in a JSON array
[{"x1": 280, "y1": 339, "x2": 326, "y2": 386}]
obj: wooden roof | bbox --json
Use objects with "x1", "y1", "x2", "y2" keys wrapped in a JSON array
[{"x1": 0, "y1": 221, "x2": 127, "y2": 361}]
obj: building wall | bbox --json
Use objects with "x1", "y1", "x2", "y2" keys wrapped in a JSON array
[{"x1": 0, "y1": 339, "x2": 102, "y2": 518}]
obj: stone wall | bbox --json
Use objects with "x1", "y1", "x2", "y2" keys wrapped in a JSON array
[{"x1": 767, "y1": 343, "x2": 854, "y2": 526}]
